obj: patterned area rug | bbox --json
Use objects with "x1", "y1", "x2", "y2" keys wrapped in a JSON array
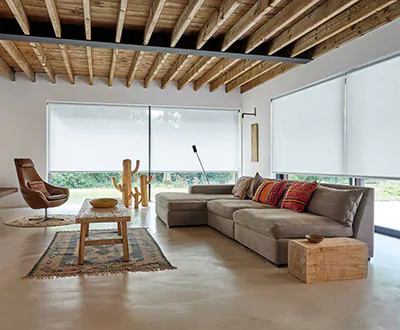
[
  {"x1": 5, "y1": 214, "x2": 76, "y2": 228},
  {"x1": 25, "y1": 228, "x2": 176, "y2": 279}
]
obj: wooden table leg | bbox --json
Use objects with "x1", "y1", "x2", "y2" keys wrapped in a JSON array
[
  {"x1": 117, "y1": 222, "x2": 122, "y2": 236},
  {"x1": 78, "y1": 223, "x2": 87, "y2": 265},
  {"x1": 121, "y1": 222, "x2": 129, "y2": 262},
  {"x1": 86, "y1": 223, "x2": 90, "y2": 237}
]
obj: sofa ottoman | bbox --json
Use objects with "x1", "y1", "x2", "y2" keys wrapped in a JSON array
[{"x1": 155, "y1": 192, "x2": 237, "y2": 227}]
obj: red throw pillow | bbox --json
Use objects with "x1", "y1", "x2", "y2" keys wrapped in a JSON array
[
  {"x1": 252, "y1": 180, "x2": 288, "y2": 206},
  {"x1": 28, "y1": 181, "x2": 50, "y2": 197},
  {"x1": 281, "y1": 181, "x2": 318, "y2": 213}
]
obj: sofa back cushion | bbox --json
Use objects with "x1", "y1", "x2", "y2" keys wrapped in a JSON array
[
  {"x1": 253, "y1": 180, "x2": 288, "y2": 206},
  {"x1": 246, "y1": 172, "x2": 264, "y2": 199},
  {"x1": 281, "y1": 181, "x2": 318, "y2": 213},
  {"x1": 307, "y1": 185, "x2": 364, "y2": 227},
  {"x1": 232, "y1": 177, "x2": 253, "y2": 199}
]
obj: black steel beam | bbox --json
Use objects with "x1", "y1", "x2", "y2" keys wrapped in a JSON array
[{"x1": 0, "y1": 19, "x2": 312, "y2": 64}]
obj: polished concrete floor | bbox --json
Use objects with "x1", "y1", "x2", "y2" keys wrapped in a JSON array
[{"x1": 0, "y1": 204, "x2": 399, "y2": 330}]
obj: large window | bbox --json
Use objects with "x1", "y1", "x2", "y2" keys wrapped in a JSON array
[{"x1": 47, "y1": 103, "x2": 239, "y2": 205}]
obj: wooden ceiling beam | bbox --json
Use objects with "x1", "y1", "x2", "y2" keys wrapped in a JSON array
[
  {"x1": 0, "y1": 57, "x2": 15, "y2": 81},
  {"x1": 197, "y1": 0, "x2": 240, "y2": 49},
  {"x1": 226, "y1": 61, "x2": 280, "y2": 92},
  {"x1": 0, "y1": 40, "x2": 34, "y2": 81},
  {"x1": 144, "y1": 0, "x2": 166, "y2": 46},
  {"x1": 209, "y1": 60, "x2": 260, "y2": 92},
  {"x1": 58, "y1": 44, "x2": 74, "y2": 84},
  {"x1": 178, "y1": 57, "x2": 215, "y2": 90},
  {"x1": 221, "y1": 0, "x2": 285, "y2": 51},
  {"x1": 161, "y1": 54, "x2": 192, "y2": 89},
  {"x1": 109, "y1": 49, "x2": 119, "y2": 86},
  {"x1": 312, "y1": 2, "x2": 400, "y2": 58},
  {"x1": 4, "y1": 0, "x2": 29, "y2": 35},
  {"x1": 245, "y1": 0, "x2": 323, "y2": 53},
  {"x1": 30, "y1": 42, "x2": 55, "y2": 83},
  {"x1": 144, "y1": 53, "x2": 169, "y2": 88},
  {"x1": 171, "y1": 0, "x2": 205, "y2": 47},
  {"x1": 86, "y1": 47, "x2": 94, "y2": 85},
  {"x1": 194, "y1": 58, "x2": 238, "y2": 91},
  {"x1": 127, "y1": 51, "x2": 144, "y2": 87},
  {"x1": 268, "y1": 0, "x2": 360, "y2": 55},
  {"x1": 83, "y1": 0, "x2": 91, "y2": 41},
  {"x1": 44, "y1": 0, "x2": 61, "y2": 38},
  {"x1": 290, "y1": 0, "x2": 397, "y2": 57},
  {"x1": 241, "y1": 63, "x2": 298, "y2": 93},
  {"x1": 116, "y1": 0, "x2": 128, "y2": 43}
]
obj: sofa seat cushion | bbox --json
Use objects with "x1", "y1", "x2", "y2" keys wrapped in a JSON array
[
  {"x1": 207, "y1": 200, "x2": 276, "y2": 219},
  {"x1": 155, "y1": 193, "x2": 237, "y2": 211},
  {"x1": 233, "y1": 209, "x2": 353, "y2": 239}
]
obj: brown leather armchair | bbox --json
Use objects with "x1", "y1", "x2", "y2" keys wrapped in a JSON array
[{"x1": 14, "y1": 159, "x2": 69, "y2": 223}]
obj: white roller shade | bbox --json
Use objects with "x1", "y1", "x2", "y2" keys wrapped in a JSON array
[
  {"x1": 271, "y1": 77, "x2": 345, "y2": 175},
  {"x1": 151, "y1": 107, "x2": 239, "y2": 172},
  {"x1": 346, "y1": 55, "x2": 400, "y2": 178},
  {"x1": 48, "y1": 103, "x2": 149, "y2": 172}
]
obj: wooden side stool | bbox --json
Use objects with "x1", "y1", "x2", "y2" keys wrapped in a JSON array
[{"x1": 288, "y1": 237, "x2": 368, "y2": 283}]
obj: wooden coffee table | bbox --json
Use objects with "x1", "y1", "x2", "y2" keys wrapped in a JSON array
[
  {"x1": 288, "y1": 237, "x2": 368, "y2": 283},
  {"x1": 76, "y1": 198, "x2": 131, "y2": 265}
]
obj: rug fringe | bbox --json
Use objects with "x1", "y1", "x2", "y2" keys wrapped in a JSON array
[{"x1": 24, "y1": 265, "x2": 177, "y2": 280}]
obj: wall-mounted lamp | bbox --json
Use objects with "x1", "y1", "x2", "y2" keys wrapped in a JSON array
[{"x1": 241, "y1": 107, "x2": 257, "y2": 119}]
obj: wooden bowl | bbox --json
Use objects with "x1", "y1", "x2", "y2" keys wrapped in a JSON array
[
  {"x1": 90, "y1": 198, "x2": 118, "y2": 209},
  {"x1": 305, "y1": 234, "x2": 324, "y2": 244}
]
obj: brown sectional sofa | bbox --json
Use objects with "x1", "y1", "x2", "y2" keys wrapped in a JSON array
[{"x1": 155, "y1": 181, "x2": 374, "y2": 266}]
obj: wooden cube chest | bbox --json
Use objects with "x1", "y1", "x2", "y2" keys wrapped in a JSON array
[{"x1": 288, "y1": 238, "x2": 368, "y2": 283}]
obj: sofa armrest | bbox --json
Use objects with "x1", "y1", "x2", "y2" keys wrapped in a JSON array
[{"x1": 189, "y1": 184, "x2": 234, "y2": 195}]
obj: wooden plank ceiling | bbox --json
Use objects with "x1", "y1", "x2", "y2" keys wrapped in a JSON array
[{"x1": 0, "y1": 0, "x2": 398, "y2": 93}]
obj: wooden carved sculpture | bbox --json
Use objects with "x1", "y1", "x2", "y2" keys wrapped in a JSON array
[
  {"x1": 111, "y1": 159, "x2": 140, "y2": 208},
  {"x1": 139, "y1": 174, "x2": 153, "y2": 207},
  {"x1": 133, "y1": 187, "x2": 141, "y2": 209}
]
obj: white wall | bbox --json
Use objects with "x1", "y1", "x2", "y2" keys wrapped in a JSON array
[
  {"x1": 0, "y1": 76, "x2": 241, "y2": 207},
  {"x1": 242, "y1": 18, "x2": 400, "y2": 178}
]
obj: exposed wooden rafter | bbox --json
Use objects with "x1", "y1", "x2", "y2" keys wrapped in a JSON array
[
  {"x1": 194, "y1": 58, "x2": 237, "y2": 91},
  {"x1": 3, "y1": 0, "x2": 30, "y2": 35},
  {"x1": 171, "y1": 0, "x2": 205, "y2": 47},
  {"x1": 144, "y1": 0, "x2": 166, "y2": 46},
  {"x1": 127, "y1": 51, "x2": 144, "y2": 88},
  {"x1": 268, "y1": 0, "x2": 360, "y2": 55},
  {"x1": 109, "y1": 49, "x2": 119, "y2": 86},
  {"x1": 86, "y1": 47, "x2": 94, "y2": 85},
  {"x1": 44, "y1": 0, "x2": 61, "y2": 38},
  {"x1": 144, "y1": 53, "x2": 169, "y2": 88},
  {"x1": 209, "y1": 60, "x2": 260, "y2": 92},
  {"x1": 241, "y1": 63, "x2": 298, "y2": 93},
  {"x1": 0, "y1": 40, "x2": 35, "y2": 81},
  {"x1": 245, "y1": 0, "x2": 323, "y2": 53},
  {"x1": 83, "y1": 0, "x2": 91, "y2": 41},
  {"x1": 116, "y1": 0, "x2": 128, "y2": 43},
  {"x1": 161, "y1": 54, "x2": 192, "y2": 89},
  {"x1": 290, "y1": 0, "x2": 397, "y2": 57},
  {"x1": 221, "y1": 0, "x2": 285, "y2": 51},
  {"x1": 0, "y1": 57, "x2": 15, "y2": 81},
  {"x1": 226, "y1": 62, "x2": 280, "y2": 92},
  {"x1": 197, "y1": 0, "x2": 240, "y2": 49},
  {"x1": 30, "y1": 42, "x2": 56, "y2": 83},
  {"x1": 178, "y1": 57, "x2": 216, "y2": 90},
  {"x1": 58, "y1": 44, "x2": 74, "y2": 84}
]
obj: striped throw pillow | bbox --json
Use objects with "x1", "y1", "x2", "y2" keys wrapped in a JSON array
[
  {"x1": 233, "y1": 177, "x2": 253, "y2": 199},
  {"x1": 252, "y1": 180, "x2": 288, "y2": 206},
  {"x1": 281, "y1": 181, "x2": 318, "y2": 213},
  {"x1": 28, "y1": 181, "x2": 50, "y2": 197}
]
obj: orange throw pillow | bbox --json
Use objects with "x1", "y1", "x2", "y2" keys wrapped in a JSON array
[
  {"x1": 252, "y1": 180, "x2": 288, "y2": 206},
  {"x1": 281, "y1": 181, "x2": 318, "y2": 213}
]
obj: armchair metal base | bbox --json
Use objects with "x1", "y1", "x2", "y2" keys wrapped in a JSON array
[{"x1": 29, "y1": 209, "x2": 65, "y2": 224}]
